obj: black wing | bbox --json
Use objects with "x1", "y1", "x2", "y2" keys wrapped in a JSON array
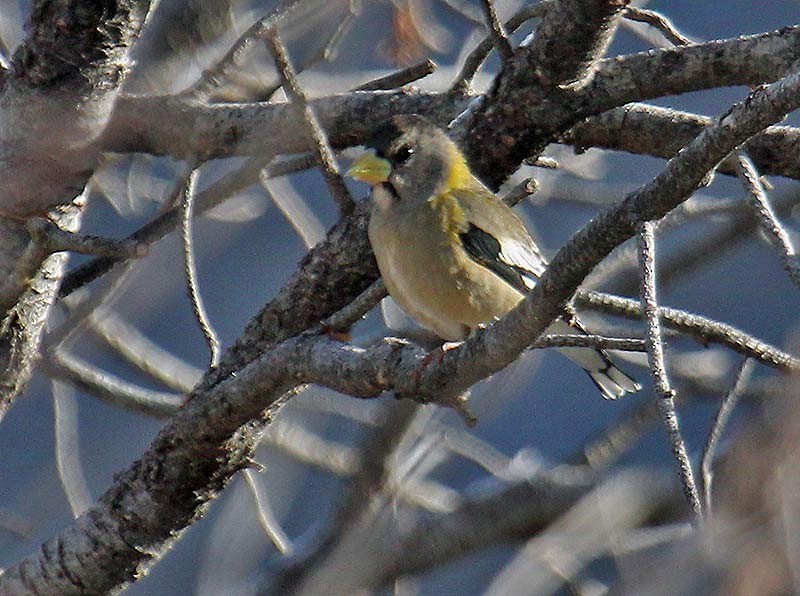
[{"x1": 459, "y1": 223, "x2": 536, "y2": 295}]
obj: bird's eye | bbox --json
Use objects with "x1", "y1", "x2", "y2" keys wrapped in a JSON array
[{"x1": 394, "y1": 144, "x2": 414, "y2": 164}]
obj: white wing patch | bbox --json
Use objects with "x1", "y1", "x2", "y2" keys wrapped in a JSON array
[{"x1": 498, "y1": 237, "x2": 547, "y2": 289}]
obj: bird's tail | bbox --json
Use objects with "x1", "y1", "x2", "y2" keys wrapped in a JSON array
[{"x1": 547, "y1": 318, "x2": 641, "y2": 400}]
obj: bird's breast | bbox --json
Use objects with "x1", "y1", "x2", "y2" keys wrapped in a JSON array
[{"x1": 369, "y1": 201, "x2": 523, "y2": 340}]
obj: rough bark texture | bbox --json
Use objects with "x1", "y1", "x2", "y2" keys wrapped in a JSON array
[
  {"x1": 462, "y1": 0, "x2": 629, "y2": 188},
  {"x1": 0, "y1": 0, "x2": 153, "y2": 420}
]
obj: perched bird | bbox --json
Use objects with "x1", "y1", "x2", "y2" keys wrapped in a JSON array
[{"x1": 347, "y1": 114, "x2": 639, "y2": 399}]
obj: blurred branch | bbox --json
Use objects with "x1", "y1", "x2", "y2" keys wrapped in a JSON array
[
  {"x1": 52, "y1": 379, "x2": 93, "y2": 518},
  {"x1": 700, "y1": 358, "x2": 754, "y2": 518},
  {"x1": 273, "y1": 401, "x2": 420, "y2": 595},
  {"x1": 263, "y1": 27, "x2": 355, "y2": 216},
  {"x1": 276, "y1": 466, "x2": 677, "y2": 596},
  {"x1": 243, "y1": 469, "x2": 293, "y2": 555},
  {"x1": 184, "y1": 0, "x2": 304, "y2": 100},
  {"x1": 637, "y1": 220, "x2": 702, "y2": 520},
  {"x1": 378, "y1": 468, "x2": 678, "y2": 592},
  {"x1": 734, "y1": 153, "x2": 800, "y2": 288},
  {"x1": 89, "y1": 311, "x2": 203, "y2": 394},
  {"x1": 264, "y1": 416, "x2": 360, "y2": 476},
  {"x1": 450, "y1": 2, "x2": 550, "y2": 92},
  {"x1": 44, "y1": 351, "x2": 184, "y2": 418},
  {"x1": 482, "y1": 468, "x2": 669, "y2": 596}
]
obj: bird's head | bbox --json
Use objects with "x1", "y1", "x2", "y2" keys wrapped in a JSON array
[{"x1": 347, "y1": 114, "x2": 471, "y2": 211}]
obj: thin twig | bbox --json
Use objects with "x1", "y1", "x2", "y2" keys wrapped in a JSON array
[
  {"x1": 323, "y1": 278, "x2": 387, "y2": 332},
  {"x1": 622, "y1": 7, "x2": 693, "y2": 46},
  {"x1": 52, "y1": 379, "x2": 93, "y2": 518},
  {"x1": 575, "y1": 290, "x2": 800, "y2": 372},
  {"x1": 479, "y1": 0, "x2": 513, "y2": 60},
  {"x1": 46, "y1": 352, "x2": 183, "y2": 418},
  {"x1": 734, "y1": 153, "x2": 800, "y2": 288},
  {"x1": 181, "y1": 167, "x2": 221, "y2": 369},
  {"x1": 26, "y1": 218, "x2": 146, "y2": 259},
  {"x1": 700, "y1": 358, "x2": 754, "y2": 519},
  {"x1": 533, "y1": 334, "x2": 646, "y2": 352},
  {"x1": 89, "y1": 311, "x2": 203, "y2": 393},
  {"x1": 256, "y1": 5, "x2": 358, "y2": 102},
  {"x1": 242, "y1": 469, "x2": 293, "y2": 555},
  {"x1": 502, "y1": 177, "x2": 538, "y2": 206},
  {"x1": 355, "y1": 59, "x2": 437, "y2": 91},
  {"x1": 638, "y1": 221, "x2": 702, "y2": 521},
  {"x1": 450, "y1": 2, "x2": 550, "y2": 92},
  {"x1": 263, "y1": 27, "x2": 355, "y2": 216},
  {"x1": 185, "y1": 0, "x2": 304, "y2": 99},
  {"x1": 260, "y1": 172, "x2": 326, "y2": 249}
]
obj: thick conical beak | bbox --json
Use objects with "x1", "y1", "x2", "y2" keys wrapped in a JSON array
[{"x1": 346, "y1": 151, "x2": 391, "y2": 186}]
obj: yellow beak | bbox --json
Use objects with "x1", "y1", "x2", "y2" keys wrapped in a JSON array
[{"x1": 346, "y1": 151, "x2": 391, "y2": 186}]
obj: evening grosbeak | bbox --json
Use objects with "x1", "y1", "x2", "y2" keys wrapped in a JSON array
[{"x1": 347, "y1": 114, "x2": 639, "y2": 399}]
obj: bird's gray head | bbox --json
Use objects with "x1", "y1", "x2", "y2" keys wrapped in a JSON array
[{"x1": 353, "y1": 114, "x2": 468, "y2": 211}]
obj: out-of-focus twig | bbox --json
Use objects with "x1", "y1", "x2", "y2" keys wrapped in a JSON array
[
  {"x1": 451, "y1": 2, "x2": 550, "y2": 92},
  {"x1": 243, "y1": 469, "x2": 293, "y2": 555},
  {"x1": 263, "y1": 27, "x2": 355, "y2": 216},
  {"x1": 700, "y1": 358, "x2": 754, "y2": 518},
  {"x1": 52, "y1": 379, "x2": 93, "y2": 518},
  {"x1": 45, "y1": 352, "x2": 183, "y2": 418},
  {"x1": 185, "y1": 0, "x2": 305, "y2": 99}
]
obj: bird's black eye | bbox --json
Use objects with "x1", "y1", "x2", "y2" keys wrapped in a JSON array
[{"x1": 393, "y1": 144, "x2": 414, "y2": 165}]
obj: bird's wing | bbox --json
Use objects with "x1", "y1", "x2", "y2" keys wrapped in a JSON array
[{"x1": 451, "y1": 186, "x2": 547, "y2": 294}]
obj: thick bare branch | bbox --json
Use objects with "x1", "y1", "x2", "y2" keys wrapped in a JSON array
[
  {"x1": 0, "y1": 0, "x2": 154, "y2": 417},
  {"x1": 461, "y1": 0, "x2": 629, "y2": 186},
  {"x1": 565, "y1": 103, "x2": 800, "y2": 180}
]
